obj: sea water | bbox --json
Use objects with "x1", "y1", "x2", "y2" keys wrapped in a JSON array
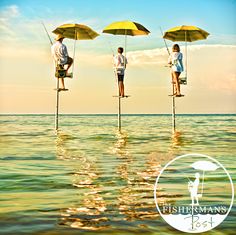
[{"x1": 0, "y1": 114, "x2": 235, "y2": 234}]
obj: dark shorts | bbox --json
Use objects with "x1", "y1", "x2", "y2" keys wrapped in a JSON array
[
  {"x1": 117, "y1": 74, "x2": 124, "y2": 82},
  {"x1": 66, "y1": 56, "x2": 73, "y2": 65}
]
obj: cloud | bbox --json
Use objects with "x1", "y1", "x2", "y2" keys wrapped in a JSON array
[
  {"x1": 0, "y1": 42, "x2": 235, "y2": 113},
  {"x1": 127, "y1": 44, "x2": 236, "y2": 65},
  {"x1": 127, "y1": 47, "x2": 168, "y2": 65},
  {"x1": 0, "y1": 5, "x2": 20, "y2": 37},
  {"x1": 124, "y1": 44, "x2": 236, "y2": 92},
  {"x1": 0, "y1": 5, "x2": 20, "y2": 18}
]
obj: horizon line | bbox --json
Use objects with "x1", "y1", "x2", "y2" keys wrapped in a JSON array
[{"x1": 0, "y1": 113, "x2": 235, "y2": 115}]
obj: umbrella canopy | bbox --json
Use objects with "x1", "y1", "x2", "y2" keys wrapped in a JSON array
[
  {"x1": 163, "y1": 25, "x2": 209, "y2": 42},
  {"x1": 191, "y1": 161, "x2": 219, "y2": 171},
  {"x1": 52, "y1": 23, "x2": 99, "y2": 40},
  {"x1": 102, "y1": 21, "x2": 150, "y2": 36}
]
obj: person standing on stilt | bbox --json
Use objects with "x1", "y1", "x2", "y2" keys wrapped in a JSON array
[
  {"x1": 168, "y1": 44, "x2": 184, "y2": 97},
  {"x1": 51, "y1": 34, "x2": 73, "y2": 91},
  {"x1": 114, "y1": 47, "x2": 128, "y2": 97}
]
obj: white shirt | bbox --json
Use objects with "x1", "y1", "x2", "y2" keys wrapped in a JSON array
[
  {"x1": 113, "y1": 53, "x2": 128, "y2": 75},
  {"x1": 168, "y1": 52, "x2": 184, "y2": 72},
  {"x1": 51, "y1": 41, "x2": 68, "y2": 65}
]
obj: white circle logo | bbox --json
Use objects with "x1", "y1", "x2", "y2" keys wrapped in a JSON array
[{"x1": 154, "y1": 153, "x2": 234, "y2": 233}]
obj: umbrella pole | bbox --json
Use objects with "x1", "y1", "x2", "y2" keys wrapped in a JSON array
[
  {"x1": 72, "y1": 29, "x2": 77, "y2": 75},
  {"x1": 185, "y1": 31, "x2": 187, "y2": 78},
  {"x1": 55, "y1": 77, "x2": 60, "y2": 130},
  {"x1": 124, "y1": 30, "x2": 127, "y2": 57}
]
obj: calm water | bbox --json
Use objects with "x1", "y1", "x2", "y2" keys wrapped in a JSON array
[{"x1": 0, "y1": 114, "x2": 235, "y2": 235}]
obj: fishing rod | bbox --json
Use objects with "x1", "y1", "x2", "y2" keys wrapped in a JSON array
[
  {"x1": 160, "y1": 27, "x2": 170, "y2": 55},
  {"x1": 41, "y1": 21, "x2": 53, "y2": 46},
  {"x1": 107, "y1": 39, "x2": 115, "y2": 56}
]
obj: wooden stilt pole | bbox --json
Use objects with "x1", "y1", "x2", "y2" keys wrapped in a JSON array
[
  {"x1": 55, "y1": 78, "x2": 59, "y2": 130},
  {"x1": 172, "y1": 83, "x2": 176, "y2": 133},
  {"x1": 118, "y1": 96, "x2": 121, "y2": 131}
]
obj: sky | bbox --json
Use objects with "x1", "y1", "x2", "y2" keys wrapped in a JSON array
[{"x1": 0, "y1": 0, "x2": 236, "y2": 114}]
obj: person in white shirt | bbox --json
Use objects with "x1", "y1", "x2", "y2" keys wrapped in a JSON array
[
  {"x1": 168, "y1": 44, "x2": 184, "y2": 97},
  {"x1": 51, "y1": 34, "x2": 73, "y2": 90},
  {"x1": 113, "y1": 47, "x2": 128, "y2": 97}
]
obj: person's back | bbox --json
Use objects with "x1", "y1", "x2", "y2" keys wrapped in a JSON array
[
  {"x1": 51, "y1": 40, "x2": 68, "y2": 66},
  {"x1": 114, "y1": 53, "x2": 127, "y2": 75},
  {"x1": 113, "y1": 47, "x2": 128, "y2": 97}
]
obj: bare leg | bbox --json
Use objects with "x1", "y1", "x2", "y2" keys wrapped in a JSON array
[
  {"x1": 66, "y1": 63, "x2": 72, "y2": 73},
  {"x1": 118, "y1": 81, "x2": 122, "y2": 96},
  {"x1": 60, "y1": 78, "x2": 65, "y2": 89},
  {"x1": 121, "y1": 82, "x2": 125, "y2": 97},
  {"x1": 171, "y1": 72, "x2": 177, "y2": 94},
  {"x1": 173, "y1": 72, "x2": 181, "y2": 95},
  {"x1": 65, "y1": 57, "x2": 73, "y2": 73}
]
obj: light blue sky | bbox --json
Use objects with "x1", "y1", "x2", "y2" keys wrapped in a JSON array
[
  {"x1": 0, "y1": 0, "x2": 236, "y2": 52},
  {"x1": 1, "y1": 0, "x2": 235, "y2": 35}
]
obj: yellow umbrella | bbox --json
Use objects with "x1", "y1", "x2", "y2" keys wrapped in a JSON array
[
  {"x1": 163, "y1": 25, "x2": 209, "y2": 42},
  {"x1": 52, "y1": 23, "x2": 99, "y2": 40},
  {"x1": 163, "y1": 25, "x2": 209, "y2": 79},
  {"x1": 163, "y1": 25, "x2": 209, "y2": 133},
  {"x1": 102, "y1": 20, "x2": 150, "y2": 36},
  {"x1": 52, "y1": 23, "x2": 99, "y2": 74},
  {"x1": 103, "y1": 21, "x2": 150, "y2": 131},
  {"x1": 102, "y1": 20, "x2": 150, "y2": 58}
]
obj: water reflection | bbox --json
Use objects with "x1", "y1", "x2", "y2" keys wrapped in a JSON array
[
  {"x1": 171, "y1": 131, "x2": 183, "y2": 148},
  {"x1": 56, "y1": 131, "x2": 109, "y2": 230},
  {"x1": 110, "y1": 130, "x2": 130, "y2": 158},
  {"x1": 55, "y1": 131, "x2": 85, "y2": 160},
  {"x1": 55, "y1": 129, "x2": 183, "y2": 231},
  {"x1": 113, "y1": 131, "x2": 161, "y2": 222}
]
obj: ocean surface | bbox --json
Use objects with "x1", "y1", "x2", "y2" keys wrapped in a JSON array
[{"x1": 0, "y1": 114, "x2": 235, "y2": 235}]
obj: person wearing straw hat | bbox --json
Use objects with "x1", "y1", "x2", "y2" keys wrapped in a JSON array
[
  {"x1": 113, "y1": 47, "x2": 128, "y2": 97},
  {"x1": 51, "y1": 34, "x2": 73, "y2": 90},
  {"x1": 168, "y1": 44, "x2": 184, "y2": 97}
]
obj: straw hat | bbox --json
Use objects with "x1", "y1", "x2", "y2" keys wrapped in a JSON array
[{"x1": 55, "y1": 34, "x2": 64, "y2": 41}]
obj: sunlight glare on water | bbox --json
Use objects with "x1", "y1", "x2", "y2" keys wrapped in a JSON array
[{"x1": 0, "y1": 114, "x2": 235, "y2": 234}]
